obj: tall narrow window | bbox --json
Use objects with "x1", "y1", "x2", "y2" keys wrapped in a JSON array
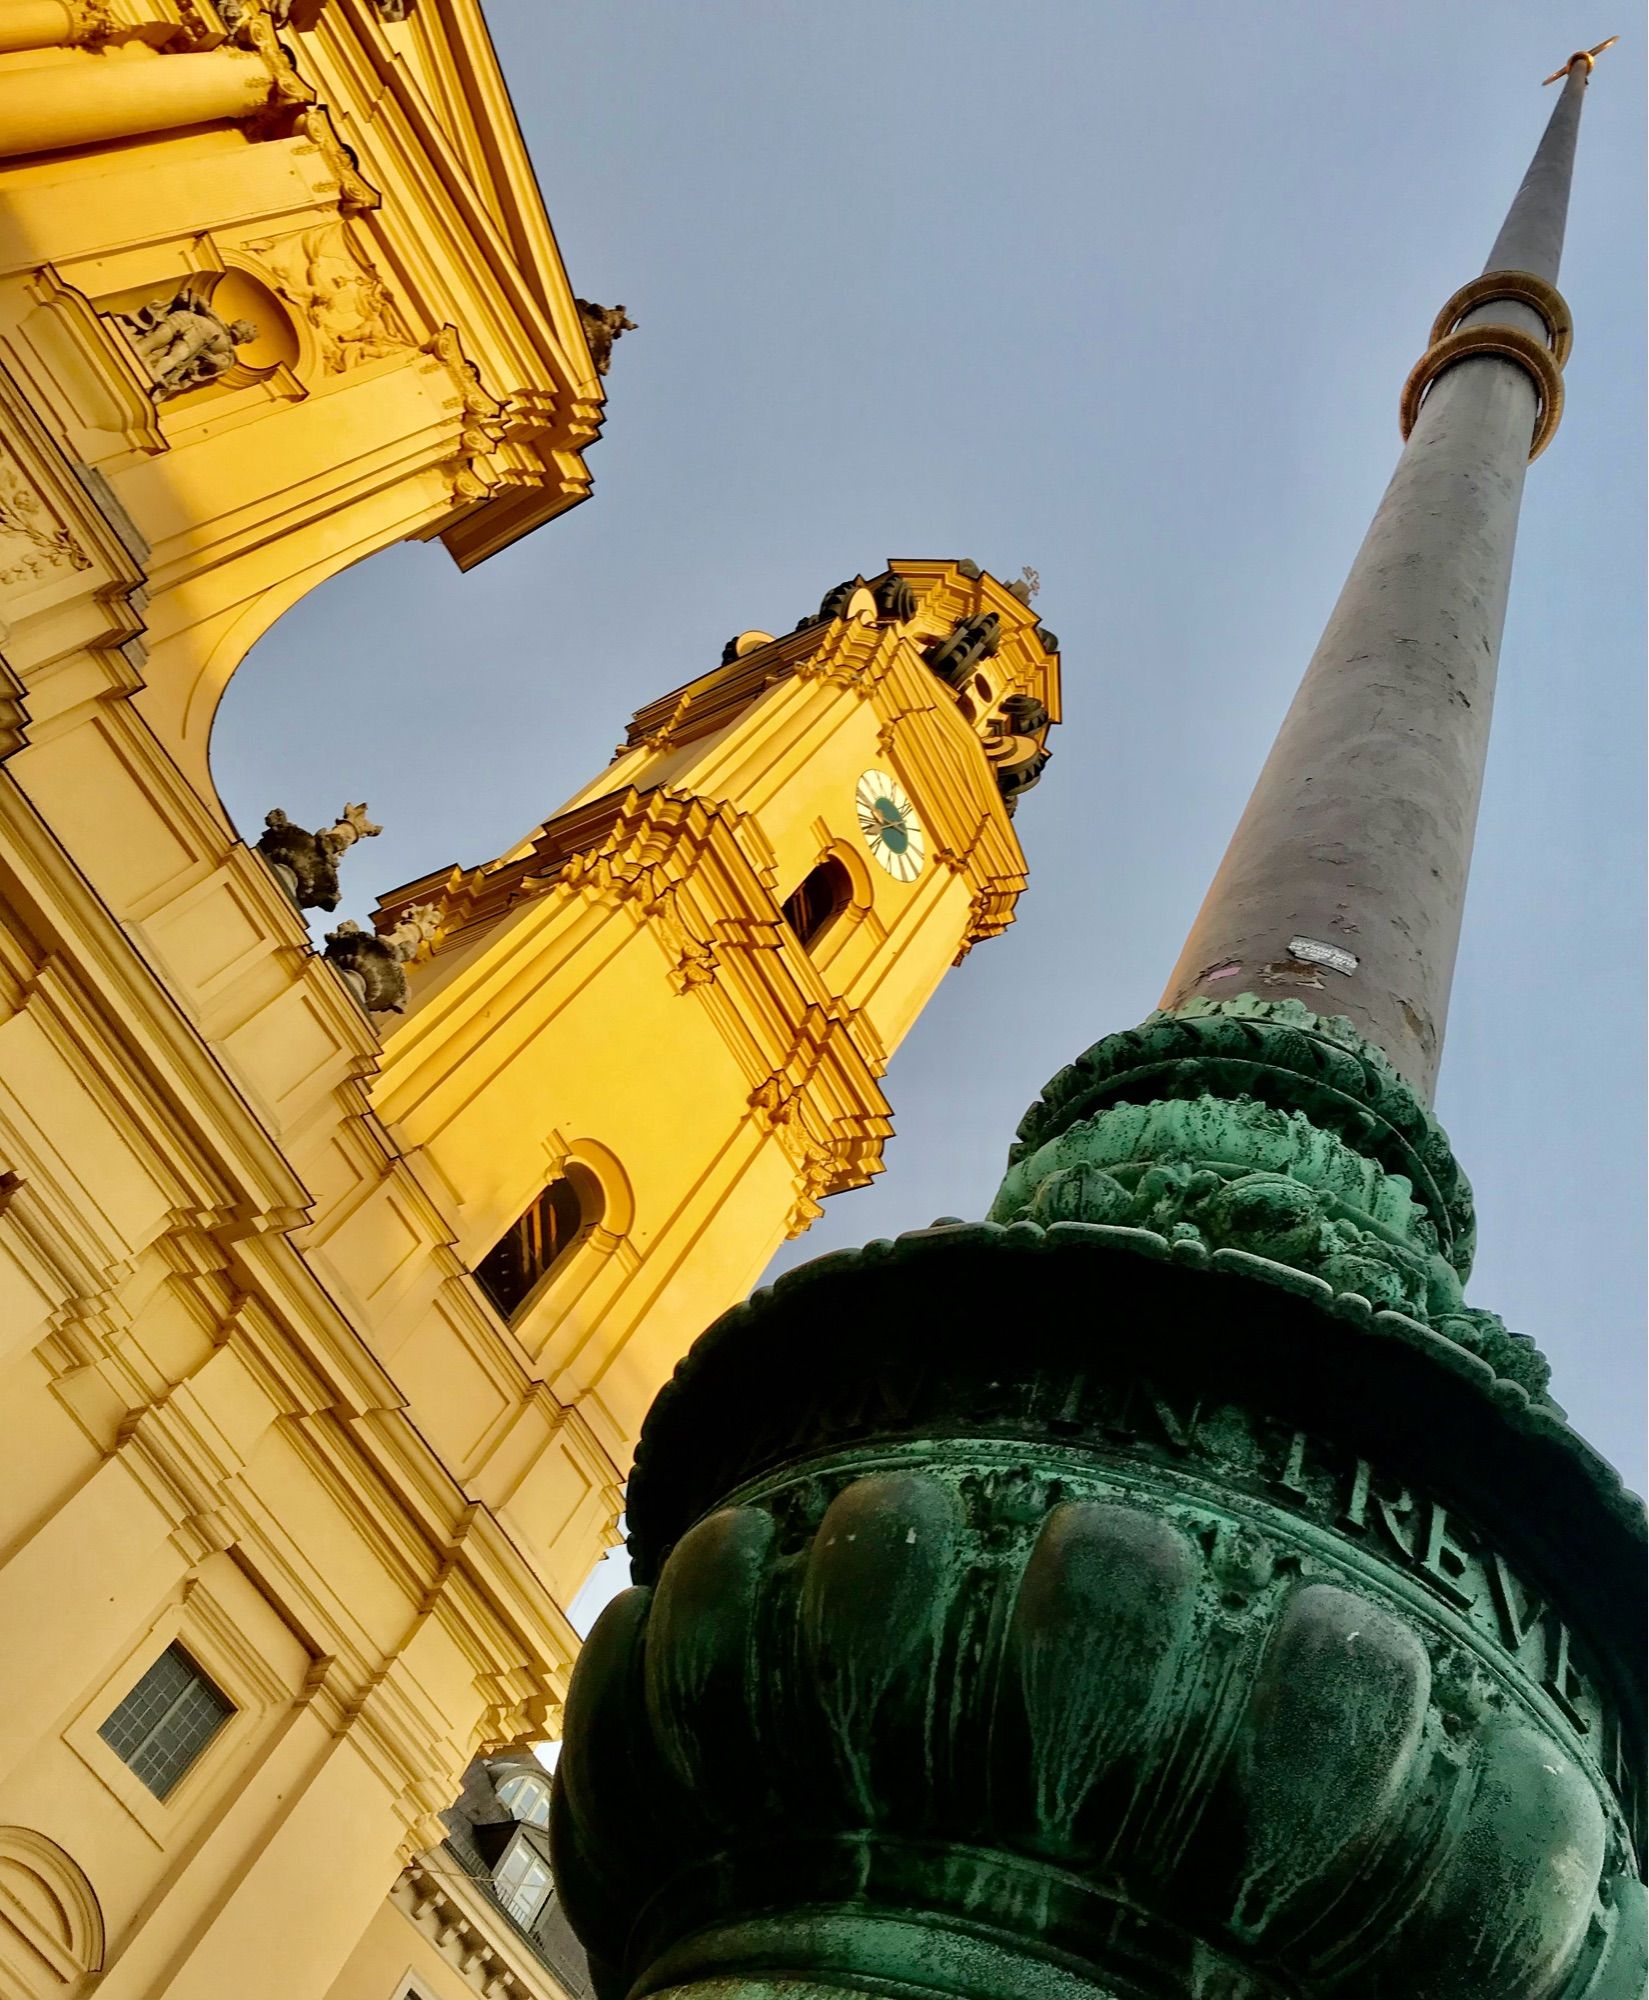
[
  {"x1": 474, "y1": 1168, "x2": 601, "y2": 1321},
  {"x1": 98, "y1": 1643, "x2": 233, "y2": 1800},
  {"x1": 494, "y1": 1835, "x2": 553, "y2": 1925},
  {"x1": 782, "y1": 857, "x2": 853, "y2": 953}
]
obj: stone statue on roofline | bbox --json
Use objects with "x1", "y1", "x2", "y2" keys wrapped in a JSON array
[
  {"x1": 575, "y1": 299, "x2": 636, "y2": 376},
  {"x1": 324, "y1": 904, "x2": 442, "y2": 1014},
  {"x1": 256, "y1": 802, "x2": 381, "y2": 912}
]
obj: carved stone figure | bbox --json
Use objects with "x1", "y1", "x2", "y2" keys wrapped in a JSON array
[
  {"x1": 0, "y1": 444, "x2": 90, "y2": 589},
  {"x1": 115, "y1": 292, "x2": 258, "y2": 399},
  {"x1": 255, "y1": 802, "x2": 381, "y2": 911},
  {"x1": 370, "y1": 0, "x2": 411, "y2": 17},
  {"x1": 323, "y1": 903, "x2": 437, "y2": 1013},
  {"x1": 575, "y1": 299, "x2": 636, "y2": 376},
  {"x1": 218, "y1": 0, "x2": 294, "y2": 25}
]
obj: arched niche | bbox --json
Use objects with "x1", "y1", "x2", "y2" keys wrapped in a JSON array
[
  {"x1": 93, "y1": 266, "x2": 298, "y2": 397},
  {"x1": 0, "y1": 1826, "x2": 105, "y2": 1996}
]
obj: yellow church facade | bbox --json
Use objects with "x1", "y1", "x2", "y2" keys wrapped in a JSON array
[{"x1": 0, "y1": 5, "x2": 1060, "y2": 1998}]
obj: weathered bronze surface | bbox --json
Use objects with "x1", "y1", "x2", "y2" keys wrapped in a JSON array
[{"x1": 552, "y1": 1059, "x2": 1645, "y2": 1996}]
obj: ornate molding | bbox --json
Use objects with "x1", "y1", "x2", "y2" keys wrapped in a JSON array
[
  {"x1": 990, "y1": 995, "x2": 1545, "y2": 1395},
  {"x1": 1401, "y1": 268, "x2": 1571, "y2": 464},
  {"x1": 1428, "y1": 268, "x2": 1573, "y2": 363},
  {"x1": 0, "y1": 439, "x2": 92, "y2": 589},
  {"x1": 292, "y1": 103, "x2": 382, "y2": 211},
  {"x1": 1006, "y1": 995, "x2": 1478, "y2": 1274},
  {"x1": 393, "y1": 1856, "x2": 540, "y2": 2000},
  {"x1": 247, "y1": 222, "x2": 410, "y2": 370},
  {"x1": 1401, "y1": 321, "x2": 1564, "y2": 460},
  {"x1": 235, "y1": 5, "x2": 315, "y2": 119}
]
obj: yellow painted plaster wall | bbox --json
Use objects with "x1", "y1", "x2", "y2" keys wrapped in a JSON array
[
  {"x1": 0, "y1": 6, "x2": 1060, "y2": 1995},
  {"x1": 0, "y1": 3, "x2": 605, "y2": 1993}
]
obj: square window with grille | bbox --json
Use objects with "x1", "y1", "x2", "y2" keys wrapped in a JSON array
[{"x1": 98, "y1": 1642, "x2": 233, "y2": 1800}]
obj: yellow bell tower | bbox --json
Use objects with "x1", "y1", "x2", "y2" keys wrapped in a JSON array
[{"x1": 362, "y1": 559, "x2": 1060, "y2": 1476}]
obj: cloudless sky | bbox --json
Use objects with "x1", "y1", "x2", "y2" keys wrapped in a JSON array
[{"x1": 214, "y1": 1, "x2": 1646, "y2": 1569}]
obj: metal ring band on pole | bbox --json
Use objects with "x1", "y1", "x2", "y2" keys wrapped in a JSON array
[
  {"x1": 1399, "y1": 324, "x2": 1564, "y2": 461},
  {"x1": 1428, "y1": 269, "x2": 1573, "y2": 365}
]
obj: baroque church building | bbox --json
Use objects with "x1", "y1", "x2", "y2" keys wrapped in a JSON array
[{"x1": 0, "y1": 4, "x2": 1058, "y2": 1998}]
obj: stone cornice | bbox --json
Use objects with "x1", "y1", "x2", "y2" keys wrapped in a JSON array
[
  {"x1": 295, "y1": 0, "x2": 604, "y2": 564},
  {"x1": 373, "y1": 785, "x2": 896, "y2": 1208}
]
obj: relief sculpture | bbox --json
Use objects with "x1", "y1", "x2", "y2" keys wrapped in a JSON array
[
  {"x1": 254, "y1": 225, "x2": 411, "y2": 374},
  {"x1": 0, "y1": 446, "x2": 90, "y2": 589}
]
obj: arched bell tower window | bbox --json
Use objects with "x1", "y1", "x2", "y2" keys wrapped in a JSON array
[
  {"x1": 782, "y1": 856, "x2": 853, "y2": 952},
  {"x1": 474, "y1": 1166, "x2": 603, "y2": 1322}
]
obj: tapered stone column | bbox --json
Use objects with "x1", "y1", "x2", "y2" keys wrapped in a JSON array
[
  {"x1": 1162, "y1": 62, "x2": 1587, "y2": 1099},
  {"x1": 550, "y1": 57, "x2": 1644, "y2": 2000}
]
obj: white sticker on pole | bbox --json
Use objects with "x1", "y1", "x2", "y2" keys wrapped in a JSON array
[{"x1": 1289, "y1": 936, "x2": 1359, "y2": 976}]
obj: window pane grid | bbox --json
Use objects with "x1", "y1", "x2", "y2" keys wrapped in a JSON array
[
  {"x1": 99, "y1": 1643, "x2": 233, "y2": 1800},
  {"x1": 495, "y1": 1842, "x2": 551, "y2": 1925}
]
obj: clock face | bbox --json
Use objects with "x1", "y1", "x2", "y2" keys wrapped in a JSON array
[{"x1": 855, "y1": 770, "x2": 926, "y2": 882}]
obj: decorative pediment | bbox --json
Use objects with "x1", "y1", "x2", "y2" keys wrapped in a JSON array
[{"x1": 285, "y1": 0, "x2": 607, "y2": 565}]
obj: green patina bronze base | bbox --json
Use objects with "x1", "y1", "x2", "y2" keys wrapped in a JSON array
[{"x1": 551, "y1": 1003, "x2": 1645, "y2": 2000}]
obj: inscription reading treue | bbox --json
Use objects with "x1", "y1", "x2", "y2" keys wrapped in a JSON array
[
  {"x1": 727, "y1": 1351, "x2": 1638, "y2": 1843},
  {"x1": 1056, "y1": 1371, "x2": 1637, "y2": 1828}
]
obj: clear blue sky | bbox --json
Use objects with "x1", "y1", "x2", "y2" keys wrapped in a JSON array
[{"x1": 214, "y1": 2, "x2": 1646, "y2": 1535}]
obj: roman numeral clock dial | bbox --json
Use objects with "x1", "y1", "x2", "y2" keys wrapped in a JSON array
[{"x1": 855, "y1": 770, "x2": 926, "y2": 883}]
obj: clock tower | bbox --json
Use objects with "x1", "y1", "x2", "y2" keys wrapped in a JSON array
[{"x1": 358, "y1": 558, "x2": 1059, "y2": 1558}]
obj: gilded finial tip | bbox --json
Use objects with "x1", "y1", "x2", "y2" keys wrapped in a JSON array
[{"x1": 1542, "y1": 35, "x2": 1619, "y2": 85}]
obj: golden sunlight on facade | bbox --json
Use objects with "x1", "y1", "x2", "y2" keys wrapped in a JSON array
[{"x1": 0, "y1": 5, "x2": 1060, "y2": 1998}]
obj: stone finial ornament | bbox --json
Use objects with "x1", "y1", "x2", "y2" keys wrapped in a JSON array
[
  {"x1": 323, "y1": 902, "x2": 438, "y2": 1013},
  {"x1": 115, "y1": 292, "x2": 259, "y2": 399},
  {"x1": 575, "y1": 299, "x2": 636, "y2": 376},
  {"x1": 255, "y1": 802, "x2": 381, "y2": 911}
]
